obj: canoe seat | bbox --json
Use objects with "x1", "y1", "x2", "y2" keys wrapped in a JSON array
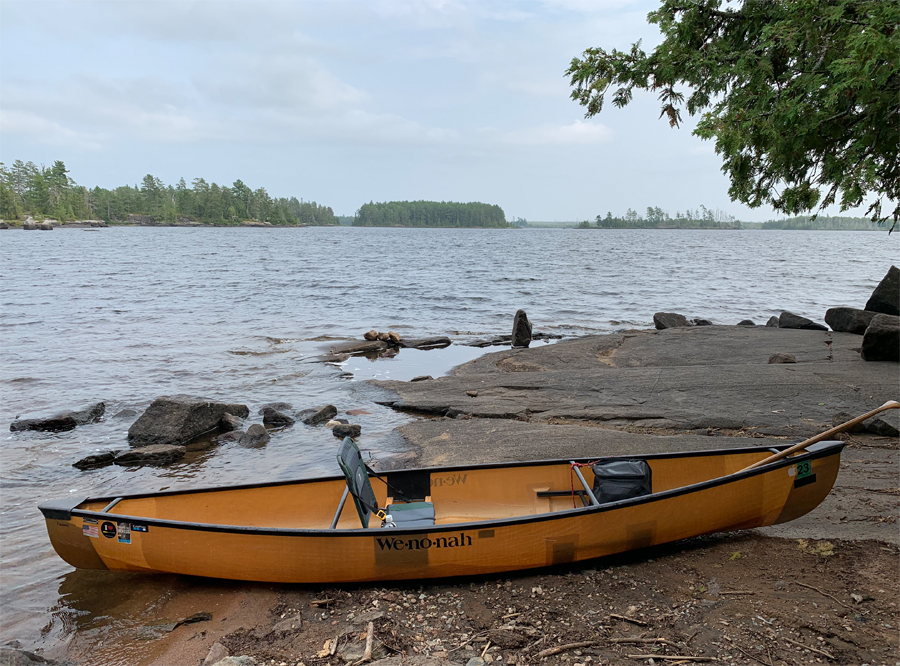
[
  {"x1": 385, "y1": 500, "x2": 435, "y2": 528},
  {"x1": 336, "y1": 437, "x2": 435, "y2": 528}
]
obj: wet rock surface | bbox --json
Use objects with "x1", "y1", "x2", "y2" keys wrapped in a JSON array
[
  {"x1": 261, "y1": 406, "x2": 295, "y2": 426},
  {"x1": 652, "y1": 312, "x2": 689, "y2": 329},
  {"x1": 10, "y1": 402, "x2": 105, "y2": 433},
  {"x1": 298, "y1": 404, "x2": 338, "y2": 425},
  {"x1": 238, "y1": 424, "x2": 270, "y2": 448},
  {"x1": 113, "y1": 444, "x2": 187, "y2": 466},
  {"x1": 373, "y1": 327, "x2": 895, "y2": 436}
]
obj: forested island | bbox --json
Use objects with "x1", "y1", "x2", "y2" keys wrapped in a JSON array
[
  {"x1": 354, "y1": 201, "x2": 508, "y2": 227},
  {"x1": 0, "y1": 160, "x2": 336, "y2": 226},
  {"x1": 576, "y1": 206, "x2": 882, "y2": 231}
]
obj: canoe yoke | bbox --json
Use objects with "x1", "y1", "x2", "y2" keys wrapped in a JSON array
[{"x1": 335, "y1": 437, "x2": 435, "y2": 529}]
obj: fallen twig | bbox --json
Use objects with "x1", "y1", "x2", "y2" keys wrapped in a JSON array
[
  {"x1": 795, "y1": 581, "x2": 852, "y2": 609},
  {"x1": 725, "y1": 636, "x2": 772, "y2": 666},
  {"x1": 610, "y1": 613, "x2": 648, "y2": 626},
  {"x1": 720, "y1": 590, "x2": 755, "y2": 596},
  {"x1": 501, "y1": 612, "x2": 523, "y2": 619},
  {"x1": 536, "y1": 640, "x2": 597, "y2": 658},
  {"x1": 310, "y1": 598, "x2": 335, "y2": 607},
  {"x1": 447, "y1": 631, "x2": 489, "y2": 654},
  {"x1": 351, "y1": 621, "x2": 374, "y2": 666},
  {"x1": 781, "y1": 636, "x2": 835, "y2": 660},
  {"x1": 610, "y1": 638, "x2": 671, "y2": 645},
  {"x1": 627, "y1": 655, "x2": 716, "y2": 662},
  {"x1": 480, "y1": 640, "x2": 492, "y2": 658}
]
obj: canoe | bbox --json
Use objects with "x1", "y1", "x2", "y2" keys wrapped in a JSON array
[{"x1": 39, "y1": 438, "x2": 844, "y2": 583}]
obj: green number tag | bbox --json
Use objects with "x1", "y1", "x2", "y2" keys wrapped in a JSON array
[{"x1": 795, "y1": 460, "x2": 812, "y2": 479}]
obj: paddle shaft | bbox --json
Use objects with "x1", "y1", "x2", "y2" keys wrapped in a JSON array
[{"x1": 739, "y1": 400, "x2": 900, "y2": 473}]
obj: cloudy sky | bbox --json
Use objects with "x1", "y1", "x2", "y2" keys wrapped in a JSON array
[{"x1": 0, "y1": 0, "x2": 835, "y2": 221}]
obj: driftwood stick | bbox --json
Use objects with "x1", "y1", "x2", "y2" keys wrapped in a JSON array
[
  {"x1": 720, "y1": 590, "x2": 755, "y2": 595},
  {"x1": 351, "y1": 621, "x2": 374, "y2": 665},
  {"x1": 627, "y1": 655, "x2": 717, "y2": 662},
  {"x1": 739, "y1": 400, "x2": 899, "y2": 472},
  {"x1": 795, "y1": 581, "x2": 852, "y2": 609},
  {"x1": 610, "y1": 613, "x2": 648, "y2": 626},
  {"x1": 480, "y1": 640, "x2": 492, "y2": 658},
  {"x1": 536, "y1": 641, "x2": 597, "y2": 658},
  {"x1": 781, "y1": 635, "x2": 835, "y2": 659}
]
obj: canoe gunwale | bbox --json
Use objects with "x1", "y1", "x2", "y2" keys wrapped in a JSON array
[{"x1": 40, "y1": 441, "x2": 845, "y2": 537}]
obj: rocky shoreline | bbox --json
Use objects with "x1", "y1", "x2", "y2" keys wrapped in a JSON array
[{"x1": 6, "y1": 269, "x2": 899, "y2": 666}]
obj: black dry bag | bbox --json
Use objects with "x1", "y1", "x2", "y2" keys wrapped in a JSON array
[{"x1": 590, "y1": 459, "x2": 652, "y2": 504}]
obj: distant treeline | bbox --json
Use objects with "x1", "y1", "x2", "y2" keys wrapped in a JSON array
[
  {"x1": 354, "y1": 201, "x2": 508, "y2": 228},
  {"x1": 760, "y1": 216, "x2": 881, "y2": 230},
  {"x1": 0, "y1": 159, "x2": 337, "y2": 226},
  {"x1": 580, "y1": 206, "x2": 740, "y2": 229}
]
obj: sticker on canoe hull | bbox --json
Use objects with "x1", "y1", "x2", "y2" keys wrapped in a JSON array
[
  {"x1": 83, "y1": 523, "x2": 99, "y2": 538},
  {"x1": 117, "y1": 522, "x2": 131, "y2": 544},
  {"x1": 101, "y1": 521, "x2": 117, "y2": 538}
]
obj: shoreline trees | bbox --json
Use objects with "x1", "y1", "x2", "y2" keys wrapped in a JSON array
[
  {"x1": 354, "y1": 201, "x2": 508, "y2": 228},
  {"x1": 0, "y1": 160, "x2": 337, "y2": 226}
]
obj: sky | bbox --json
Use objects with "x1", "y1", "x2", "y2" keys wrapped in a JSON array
[{"x1": 0, "y1": 0, "x2": 863, "y2": 221}]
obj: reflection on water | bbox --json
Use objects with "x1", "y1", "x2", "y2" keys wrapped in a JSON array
[{"x1": 1, "y1": 226, "x2": 896, "y2": 657}]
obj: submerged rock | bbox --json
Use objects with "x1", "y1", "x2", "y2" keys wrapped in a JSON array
[
  {"x1": 511, "y1": 309, "x2": 533, "y2": 348},
  {"x1": 114, "y1": 444, "x2": 186, "y2": 466},
  {"x1": 128, "y1": 397, "x2": 249, "y2": 447},
  {"x1": 220, "y1": 413, "x2": 243, "y2": 432},
  {"x1": 653, "y1": 312, "x2": 690, "y2": 329},
  {"x1": 825, "y1": 307, "x2": 878, "y2": 334},
  {"x1": 257, "y1": 402, "x2": 292, "y2": 414},
  {"x1": 778, "y1": 311, "x2": 827, "y2": 330},
  {"x1": 865, "y1": 265, "x2": 899, "y2": 315},
  {"x1": 298, "y1": 404, "x2": 338, "y2": 425},
  {"x1": 10, "y1": 402, "x2": 105, "y2": 433},
  {"x1": 861, "y1": 314, "x2": 899, "y2": 362},
  {"x1": 73, "y1": 450, "x2": 121, "y2": 470},
  {"x1": 238, "y1": 424, "x2": 270, "y2": 448}
]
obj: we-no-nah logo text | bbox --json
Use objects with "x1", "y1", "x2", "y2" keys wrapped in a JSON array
[{"x1": 376, "y1": 532, "x2": 472, "y2": 551}]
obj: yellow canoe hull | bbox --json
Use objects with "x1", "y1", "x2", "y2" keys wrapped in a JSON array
[{"x1": 40, "y1": 441, "x2": 842, "y2": 583}]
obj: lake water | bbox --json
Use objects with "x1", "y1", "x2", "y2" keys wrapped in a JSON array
[{"x1": 0, "y1": 226, "x2": 896, "y2": 659}]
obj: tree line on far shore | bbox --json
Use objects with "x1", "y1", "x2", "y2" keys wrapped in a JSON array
[
  {"x1": 354, "y1": 201, "x2": 508, "y2": 227},
  {"x1": 0, "y1": 160, "x2": 337, "y2": 226},
  {"x1": 579, "y1": 205, "x2": 740, "y2": 229}
]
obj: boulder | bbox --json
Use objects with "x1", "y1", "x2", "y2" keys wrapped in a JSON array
[
  {"x1": 257, "y1": 402, "x2": 292, "y2": 414},
  {"x1": 364, "y1": 330, "x2": 379, "y2": 341},
  {"x1": 410, "y1": 375, "x2": 433, "y2": 382},
  {"x1": 824, "y1": 307, "x2": 878, "y2": 334},
  {"x1": 864, "y1": 265, "x2": 899, "y2": 315},
  {"x1": 298, "y1": 405, "x2": 337, "y2": 425},
  {"x1": 238, "y1": 424, "x2": 270, "y2": 448},
  {"x1": 0, "y1": 222, "x2": 8, "y2": 230},
  {"x1": 209, "y1": 657, "x2": 257, "y2": 666},
  {"x1": 653, "y1": 312, "x2": 690, "y2": 330},
  {"x1": 23, "y1": 220, "x2": 38, "y2": 230},
  {"x1": 691, "y1": 319, "x2": 713, "y2": 326},
  {"x1": 261, "y1": 406, "x2": 295, "y2": 426},
  {"x1": 511, "y1": 309, "x2": 533, "y2": 347},
  {"x1": 332, "y1": 423, "x2": 362, "y2": 438},
  {"x1": 463, "y1": 335, "x2": 512, "y2": 348},
  {"x1": 768, "y1": 353, "x2": 796, "y2": 364},
  {"x1": 220, "y1": 413, "x2": 243, "y2": 432},
  {"x1": 399, "y1": 337, "x2": 451, "y2": 349},
  {"x1": 203, "y1": 643, "x2": 229, "y2": 666},
  {"x1": 737, "y1": 319, "x2": 756, "y2": 326},
  {"x1": 128, "y1": 397, "x2": 250, "y2": 447},
  {"x1": 832, "y1": 411, "x2": 899, "y2": 437},
  {"x1": 73, "y1": 450, "x2": 120, "y2": 470},
  {"x1": 765, "y1": 316, "x2": 779, "y2": 327},
  {"x1": 70, "y1": 402, "x2": 106, "y2": 424},
  {"x1": 376, "y1": 332, "x2": 390, "y2": 342},
  {"x1": 39, "y1": 221, "x2": 53, "y2": 231},
  {"x1": 114, "y1": 444, "x2": 186, "y2": 466},
  {"x1": 860, "y1": 313, "x2": 899, "y2": 362},
  {"x1": 388, "y1": 331, "x2": 401, "y2": 344},
  {"x1": 778, "y1": 311, "x2": 827, "y2": 331}
]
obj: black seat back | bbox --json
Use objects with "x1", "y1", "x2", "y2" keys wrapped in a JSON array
[{"x1": 336, "y1": 437, "x2": 378, "y2": 527}]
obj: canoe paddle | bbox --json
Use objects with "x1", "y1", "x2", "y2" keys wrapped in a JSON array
[{"x1": 738, "y1": 400, "x2": 900, "y2": 473}]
